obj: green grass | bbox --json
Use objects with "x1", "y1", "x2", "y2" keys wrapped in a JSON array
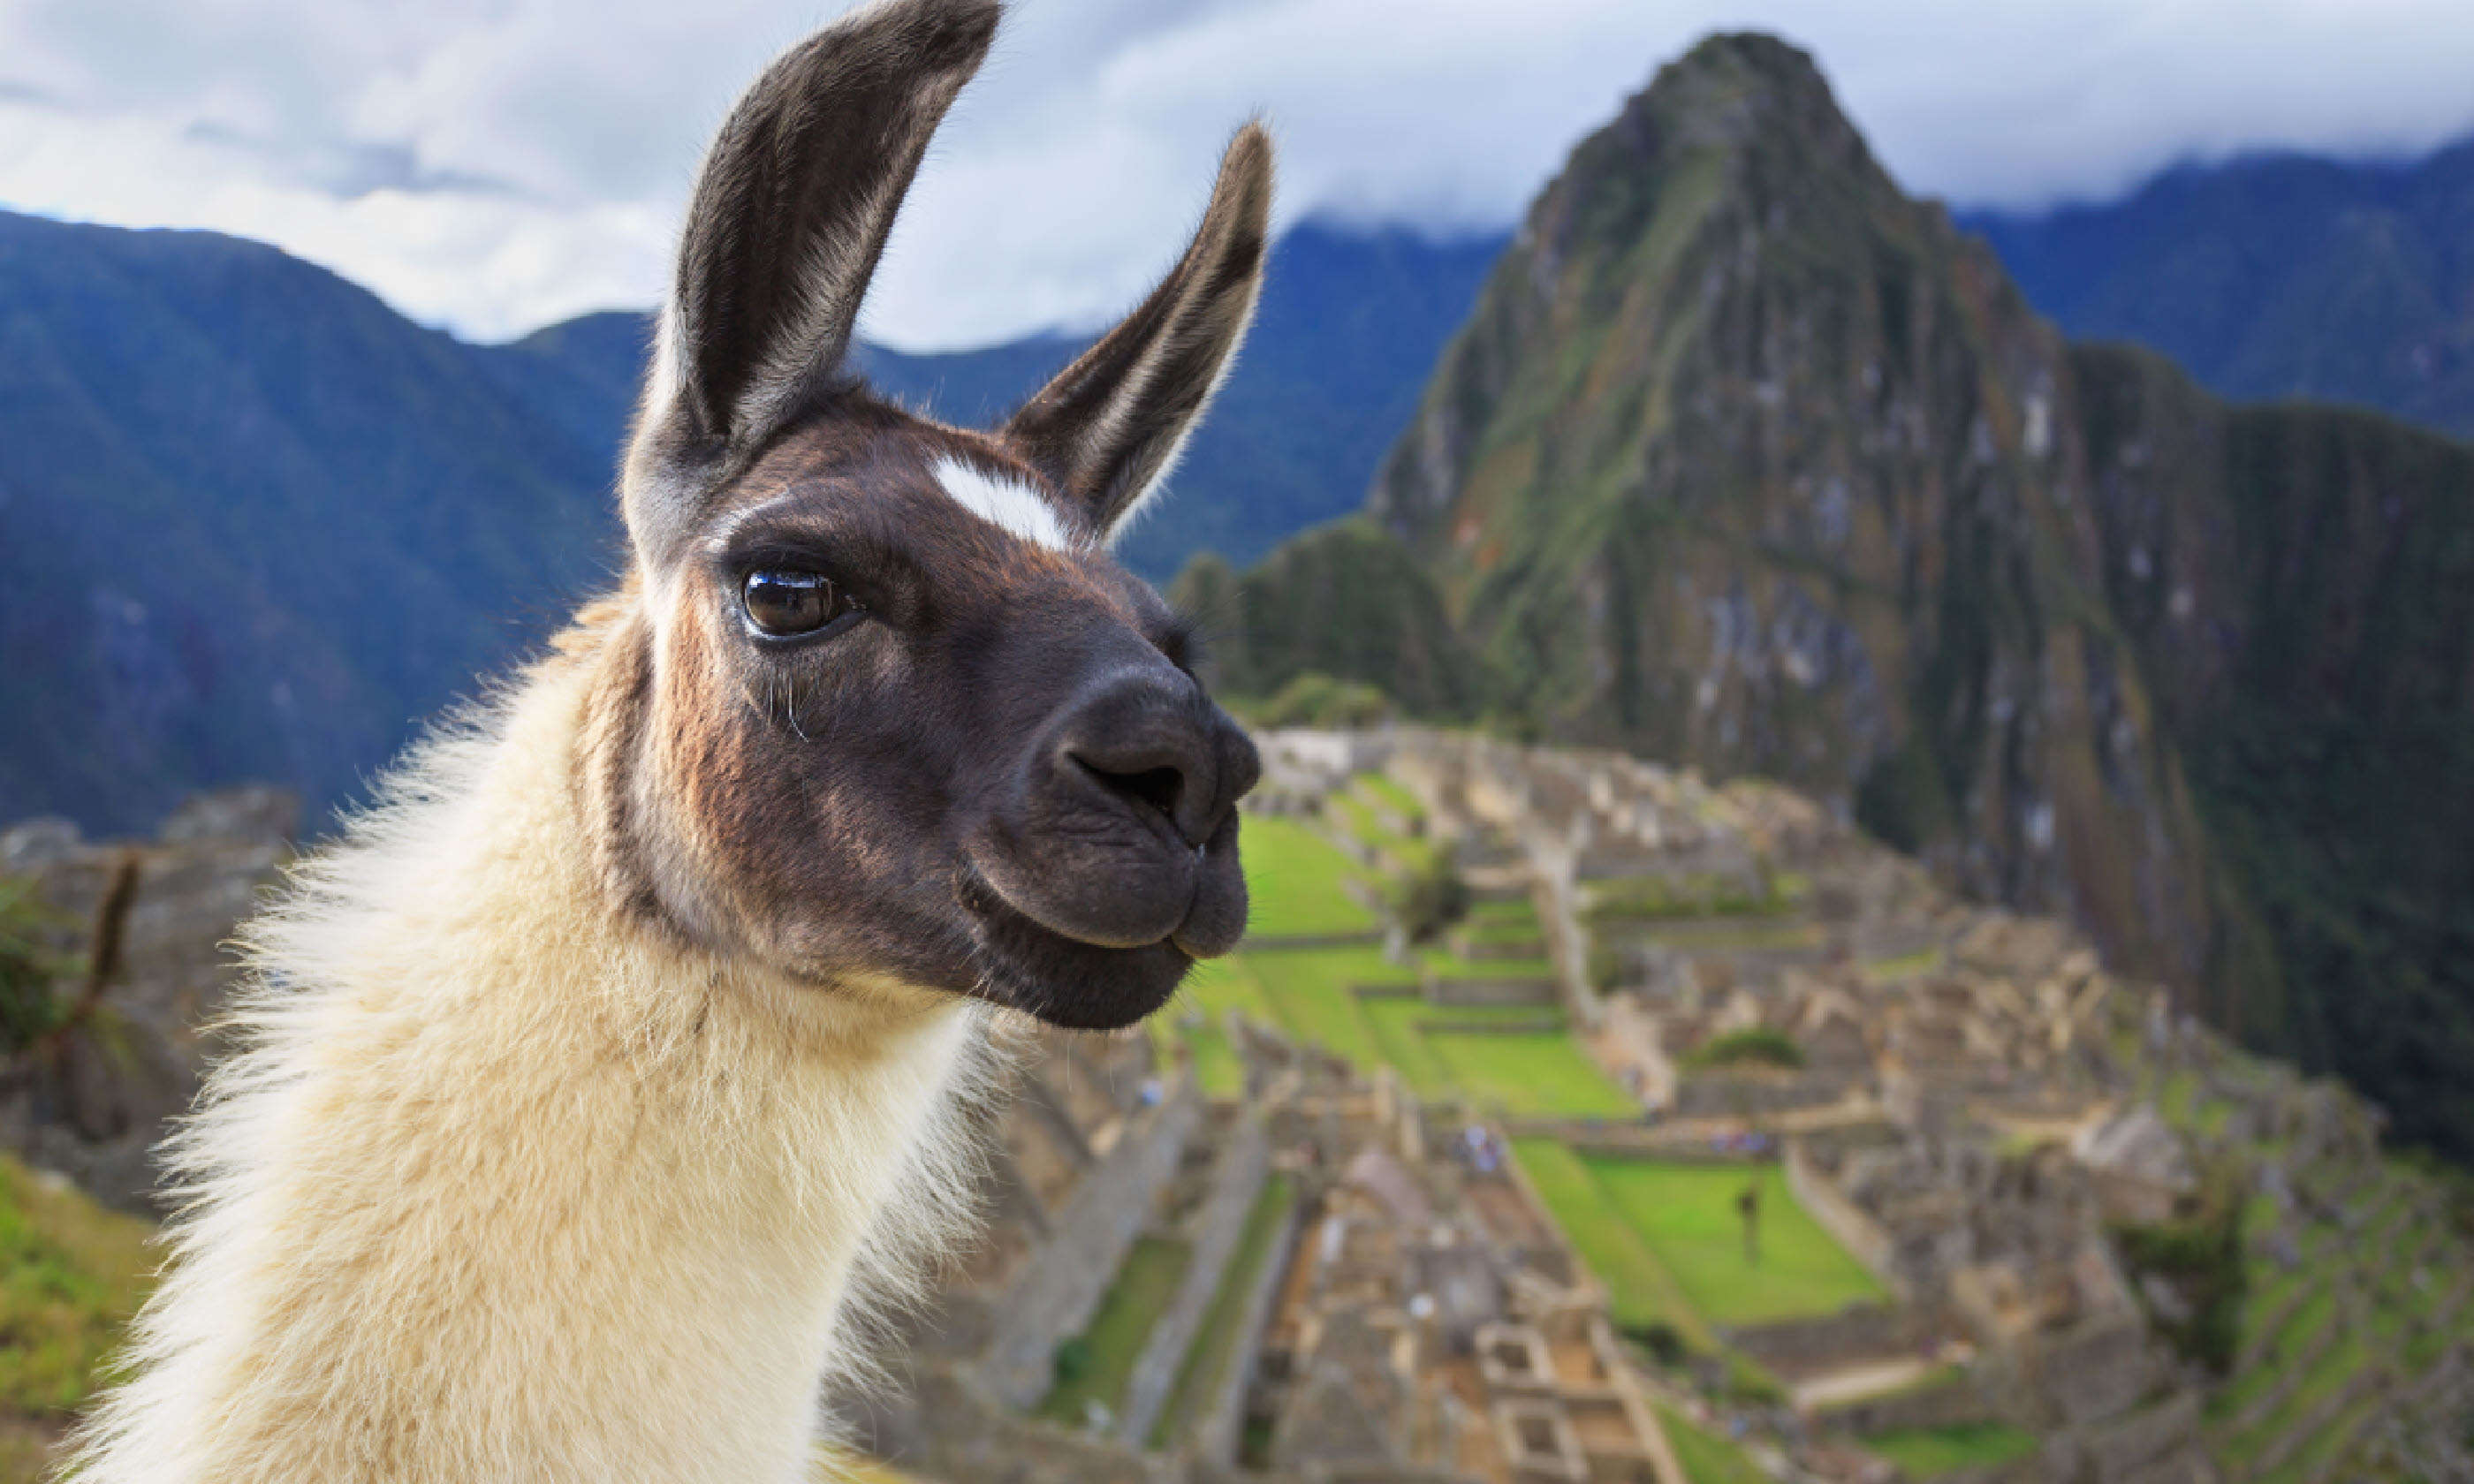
[
  {"x1": 1583, "y1": 1161, "x2": 1887, "y2": 1327},
  {"x1": 1862, "y1": 947, "x2": 1941, "y2": 983},
  {"x1": 1430, "y1": 1034, "x2": 1636, "y2": 1118},
  {"x1": 1157, "y1": 957, "x2": 1277, "y2": 1096},
  {"x1": 1351, "y1": 773, "x2": 1425, "y2": 824},
  {"x1": 1582, "y1": 873, "x2": 1792, "y2": 924},
  {"x1": 1652, "y1": 1403, "x2": 1770, "y2": 1484},
  {"x1": 2220, "y1": 1329, "x2": 2368, "y2": 1471},
  {"x1": 1180, "y1": 955, "x2": 1279, "y2": 1023},
  {"x1": 1423, "y1": 950, "x2": 1555, "y2": 980},
  {"x1": 1149, "y1": 1175, "x2": 1299, "y2": 1449},
  {"x1": 1245, "y1": 946, "x2": 1417, "y2": 1066},
  {"x1": 1454, "y1": 918, "x2": 1545, "y2": 946},
  {"x1": 1467, "y1": 897, "x2": 1540, "y2": 926},
  {"x1": 1629, "y1": 920, "x2": 1821, "y2": 952},
  {"x1": 1035, "y1": 1238, "x2": 1192, "y2": 1428},
  {"x1": 1512, "y1": 1140, "x2": 1710, "y2": 1346},
  {"x1": 1863, "y1": 1421, "x2": 2040, "y2": 1479},
  {"x1": 1358, "y1": 996, "x2": 1458, "y2": 1095},
  {"x1": 1240, "y1": 815, "x2": 1378, "y2": 938},
  {"x1": 2261, "y1": 1392, "x2": 2382, "y2": 1484},
  {"x1": 2216, "y1": 1285, "x2": 2336, "y2": 1420},
  {"x1": 2159, "y1": 1071, "x2": 2201, "y2": 1129},
  {"x1": 0, "y1": 1155, "x2": 156, "y2": 1418},
  {"x1": 1184, "y1": 1022, "x2": 1247, "y2": 1101},
  {"x1": 1323, "y1": 792, "x2": 1437, "y2": 872}
]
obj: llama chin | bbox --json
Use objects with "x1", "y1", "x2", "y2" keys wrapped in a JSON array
[{"x1": 64, "y1": 3, "x2": 1271, "y2": 1479}]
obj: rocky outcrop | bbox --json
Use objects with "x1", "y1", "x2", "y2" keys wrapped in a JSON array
[{"x1": 0, "y1": 787, "x2": 295, "y2": 1211}]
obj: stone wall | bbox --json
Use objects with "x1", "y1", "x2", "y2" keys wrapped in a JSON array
[
  {"x1": 1119, "y1": 1110, "x2": 1272, "y2": 1446},
  {"x1": 1818, "y1": 1374, "x2": 1992, "y2": 1434},
  {"x1": 1726, "y1": 1303, "x2": 1916, "y2": 1379},
  {"x1": 1193, "y1": 1188, "x2": 1306, "y2": 1466},
  {"x1": 1783, "y1": 1138, "x2": 1906, "y2": 1299},
  {"x1": 1425, "y1": 973, "x2": 1558, "y2": 1009},
  {"x1": 974, "y1": 1075, "x2": 1203, "y2": 1411},
  {"x1": 860, "y1": 1363, "x2": 1174, "y2": 1484},
  {"x1": 1669, "y1": 1069, "x2": 1856, "y2": 1118}
]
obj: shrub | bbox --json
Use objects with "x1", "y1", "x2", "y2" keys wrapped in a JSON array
[
  {"x1": 0, "y1": 874, "x2": 77, "y2": 1056},
  {"x1": 1389, "y1": 847, "x2": 1471, "y2": 945},
  {"x1": 1051, "y1": 1336, "x2": 1094, "y2": 1389},
  {"x1": 2110, "y1": 1157, "x2": 2248, "y2": 1375},
  {"x1": 1245, "y1": 671, "x2": 1393, "y2": 730},
  {"x1": 1685, "y1": 1027, "x2": 1805, "y2": 1071}
]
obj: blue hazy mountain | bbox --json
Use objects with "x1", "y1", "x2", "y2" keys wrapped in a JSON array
[
  {"x1": 1965, "y1": 134, "x2": 2474, "y2": 438},
  {"x1": 0, "y1": 212, "x2": 1499, "y2": 833}
]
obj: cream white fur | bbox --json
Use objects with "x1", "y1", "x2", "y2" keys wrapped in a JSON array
[
  {"x1": 64, "y1": 640, "x2": 996, "y2": 1484},
  {"x1": 932, "y1": 455, "x2": 1079, "y2": 552}
]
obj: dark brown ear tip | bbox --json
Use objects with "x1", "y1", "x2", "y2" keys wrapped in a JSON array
[
  {"x1": 1216, "y1": 122, "x2": 1278, "y2": 217},
  {"x1": 900, "y1": 0, "x2": 1004, "y2": 63},
  {"x1": 816, "y1": 0, "x2": 1002, "y2": 75}
]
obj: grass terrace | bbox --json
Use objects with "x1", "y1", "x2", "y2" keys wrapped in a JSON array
[
  {"x1": 1514, "y1": 1140, "x2": 1711, "y2": 1345},
  {"x1": 1322, "y1": 791, "x2": 1438, "y2": 874},
  {"x1": 1240, "y1": 815, "x2": 1380, "y2": 939},
  {"x1": 1583, "y1": 1161, "x2": 1886, "y2": 1328},
  {"x1": 1423, "y1": 950, "x2": 1556, "y2": 981},
  {"x1": 1862, "y1": 947, "x2": 1942, "y2": 985},
  {"x1": 1651, "y1": 1403, "x2": 1770, "y2": 1484},
  {"x1": 1429, "y1": 1034, "x2": 1637, "y2": 1118},
  {"x1": 1582, "y1": 872, "x2": 1796, "y2": 924},
  {"x1": 1348, "y1": 772, "x2": 1425, "y2": 825},
  {"x1": 1249, "y1": 946, "x2": 1418, "y2": 1069},
  {"x1": 1863, "y1": 1421, "x2": 2040, "y2": 1479},
  {"x1": 1150, "y1": 1174, "x2": 1299, "y2": 1450},
  {"x1": 1035, "y1": 1237, "x2": 1191, "y2": 1429}
]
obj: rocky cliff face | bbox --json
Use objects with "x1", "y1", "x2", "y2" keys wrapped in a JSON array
[
  {"x1": 1363, "y1": 34, "x2": 2230, "y2": 998},
  {"x1": 1210, "y1": 34, "x2": 2474, "y2": 1158}
]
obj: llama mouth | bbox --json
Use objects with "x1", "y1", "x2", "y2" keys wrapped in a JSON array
[{"x1": 955, "y1": 865, "x2": 1197, "y2": 1030}]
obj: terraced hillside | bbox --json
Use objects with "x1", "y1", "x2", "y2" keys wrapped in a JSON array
[
  {"x1": 1181, "y1": 729, "x2": 2474, "y2": 1482},
  {"x1": 8, "y1": 736, "x2": 2472, "y2": 1482}
]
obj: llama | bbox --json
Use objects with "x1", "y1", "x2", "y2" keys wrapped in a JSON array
[{"x1": 64, "y1": 2, "x2": 1269, "y2": 1479}]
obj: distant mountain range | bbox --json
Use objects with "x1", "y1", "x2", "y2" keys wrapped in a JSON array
[
  {"x1": 1199, "y1": 34, "x2": 2474, "y2": 1163},
  {"x1": 0, "y1": 216, "x2": 1494, "y2": 835},
  {"x1": 7, "y1": 45, "x2": 2474, "y2": 1160},
  {"x1": 1966, "y1": 135, "x2": 2474, "y2": 440}
]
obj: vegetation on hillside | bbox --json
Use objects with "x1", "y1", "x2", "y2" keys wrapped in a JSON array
[
  {"x1": 1969, "y1": 136, "x2": 2474, "y2": 442},
  {"x1": 1212, "y1": 32, "x2": 2474, "y2": 1166}
]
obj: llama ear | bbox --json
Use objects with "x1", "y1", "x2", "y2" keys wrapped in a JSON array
[
  {"x1": 1002, "y1": 125, "x2": 1273, "y2": 541},
  {"x1": 647, "y1": 0, "x2": 998, "y2": 457}
]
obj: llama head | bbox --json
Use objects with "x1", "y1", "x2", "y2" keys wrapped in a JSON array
[{"x1": 600, "y1": 0, "x2": 1267, "y2": 1031}]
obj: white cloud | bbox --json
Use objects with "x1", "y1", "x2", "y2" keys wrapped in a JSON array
[{"x1": 2, "y1": 0, "x2": 2470, "y2": 349}]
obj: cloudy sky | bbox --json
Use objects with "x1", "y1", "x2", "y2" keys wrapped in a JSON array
[{"x1": 2, "y1": 0, "x2": 2470, "y2": 350}]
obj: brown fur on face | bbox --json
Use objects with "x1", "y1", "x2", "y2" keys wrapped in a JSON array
[
  {"x1": 586, "y1": 0, "x2": 1272, "y2": 1030},
  {"x1": 586, "y1": 397, "x2": 1256, "y2": 1028}
]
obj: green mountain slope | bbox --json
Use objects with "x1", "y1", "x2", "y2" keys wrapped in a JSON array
[
  {"x1": 0, "y1": 217, "x2": 1494, "y2": 835},
  {"x1": 1214, "y1": 34, "x2": 2474, "y2": 1160},
  {"x1": 0, "y1": 214, "x2": 622, "y2": 836},
  {"x1": 1968, "y1": 140, "x2": 2474, "y2": 440}
]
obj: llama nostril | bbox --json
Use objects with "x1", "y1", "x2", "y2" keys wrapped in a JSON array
[{"x1": 1079, "y1": 761, "x2": 1185, "y2": 824}]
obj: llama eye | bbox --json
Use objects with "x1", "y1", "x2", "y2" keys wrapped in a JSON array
[{"x1": 740, "y1": 569, "x2": 855, "y2": 638}]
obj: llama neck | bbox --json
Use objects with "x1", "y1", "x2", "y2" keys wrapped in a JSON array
[{"x1": 73, "y1": 647, "x2": 986, "y2": 1484}]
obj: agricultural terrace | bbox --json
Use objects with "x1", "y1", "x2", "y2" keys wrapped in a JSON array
[
  {"x1": 1510, "y1": 1141, "x2": 1884, "y2": 1333},
  {"x1": 1161, "y1": 804, "x2": 1635, "y2": 1119},
  {"x1": 1034, "y1": 1237, "x2": 1190, "y2": 1428}
]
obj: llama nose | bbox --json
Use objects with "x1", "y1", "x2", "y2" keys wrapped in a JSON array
[{"x1": 1060, "y1": 674, "x2": 1257, "y2": 848}]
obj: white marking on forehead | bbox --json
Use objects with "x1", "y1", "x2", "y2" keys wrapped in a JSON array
[{"x1": 932, "y1": 456, "x2": 1077, "y2": 554}]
